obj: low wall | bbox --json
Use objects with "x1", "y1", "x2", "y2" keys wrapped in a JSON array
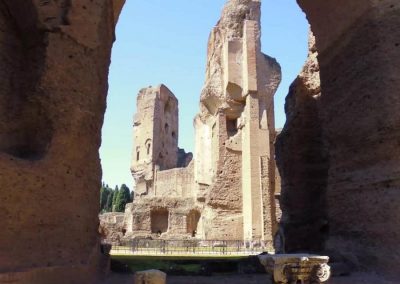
[{"x1": 155, "y1": 163, "x2": 194, "y2": 197}]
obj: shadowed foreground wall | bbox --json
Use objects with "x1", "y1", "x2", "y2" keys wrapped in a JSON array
[
  {"x1": 277, "y1": 0, "x2": 400, "y2": 279},
  {"x1": 276, "y1": 32, "x2": 328, "y2": 253},
  {"x1": 0, "y1": 1, "x2": 124, "y2": 283}
]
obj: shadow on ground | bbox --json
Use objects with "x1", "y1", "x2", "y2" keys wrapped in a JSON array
[{"x1": 101, "y1": 272, "x2": 398, "y2": 284}]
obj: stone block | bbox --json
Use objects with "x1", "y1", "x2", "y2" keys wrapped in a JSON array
[{"x1": 134, "y1": 270, "x2": 166, "y2": 284}]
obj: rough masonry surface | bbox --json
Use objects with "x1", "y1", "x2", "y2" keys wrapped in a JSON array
[
  {"x1": 0, "y1": 1, "x2": 125, "y2": 283},
  {"x1": 122, "y1": 0, "x2": 281, "y2": 248}
]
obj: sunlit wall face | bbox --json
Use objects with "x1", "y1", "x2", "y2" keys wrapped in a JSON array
[{"x1": 100, "y1": 0, "x2": 308, "y2": 188}]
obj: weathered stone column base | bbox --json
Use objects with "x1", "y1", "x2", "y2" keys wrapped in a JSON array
[{"x1": 259, "y1": 254, "x2": 331, "y2": 284}]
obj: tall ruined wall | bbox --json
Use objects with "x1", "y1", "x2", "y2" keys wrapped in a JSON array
[
  {"x1": 276, "y1": 32, "x2": 328, "y2": 253},
  {"x1": 277, "y1": 0, "x2": 400, "y2": 278},
  {"x1": 195, "y1": 0, "x2": 281, "y2": 244},
  {"x1": 152, "y1": 86, "x2": 179, "y2": 171},
  {"x1": 131, "y1": 87, "x2": 157, "y2": 182},
  {"x1": 129, "y1": 84, "x2": 196, "y2": 239},
  {"x1": 131, "y1": 85, "x2": 180, "y2": 197},
  {"x1": 0, "y1": 1, "x2": 124, "y2": 283},
  {"x1": 203, "y1": 110, "x2": 244, "y2": 240}
]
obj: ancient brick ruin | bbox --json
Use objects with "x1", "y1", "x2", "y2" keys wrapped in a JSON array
[
  {"x1": 125, "y1": 0, "x2": 281, "y2": 247},
  {"x1": 276, "y1": 0, "x2": 400, "y2": 279},
  {"x1": 0, "y1": 1, "x2": 125, "y2": 283},
  {"x1": 0, "y1": 0, "x2": 399, "y2": 283}
]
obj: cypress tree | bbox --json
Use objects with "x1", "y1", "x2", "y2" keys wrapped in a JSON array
[
  {"x1": 112, "y1": 185, "x2": 119, "y2": 212},
  {"x1": 106, "y1": 191, "x2": 114, "y2": 212},
  {"x1": 115, "y1": 184, "x2": 131, "y2": 212},
  {"x1": 99, "y1": 185, "x2": 110, "y2": 212}
]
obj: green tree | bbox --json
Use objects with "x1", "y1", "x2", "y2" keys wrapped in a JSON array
[
  {"x1": 112, "y1": 185, "x2": 119, "y2": 211},
  {"x1": 114, "y1": 184, "x2": 131, "y2": 212},
  {"x1": 105, "y1": 191, "x2": 114, "y2": 212},
  {"x1": 100, "y1": 183, "x2": 113, "y2": 213}
]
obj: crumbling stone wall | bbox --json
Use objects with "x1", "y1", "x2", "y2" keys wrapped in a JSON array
[
  {"x1": 194, "y1": 0, "x2": 281, "y2": 245},
  {"x1": 276, "y1": 32, "x2": 328, "y2": 253},
  {"x1": 131, "y1": 84, "x2": 184, "y2": 198},
  {"x1": 155, "y1": 162, "x2": 194, "y2": 198},
  {"x1": 125, "y1": 198, "x2": 200, "y2": 239},
  {"x1": 126, "y1": 0, "x2": 280, "y2": 245},
  {"x1": 0, "y1": 1, "x2": 124, "y2": 283},
  {"x1": 202, "y1": 111, "x2": 243, "y2": 240},
  {"x1": 99, "y1": 213, "x2": 126, "y2": 245},
  {"x1": 277, "y1": 0, "x2": 400, "y2": 278},
  {"x1": 127, "y1": 84, "x2": 196, "y2": 239}
]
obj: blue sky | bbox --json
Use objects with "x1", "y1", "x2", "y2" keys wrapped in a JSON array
[{"x1": 100, "y1": 0, "x2": 309, "y2": 189}]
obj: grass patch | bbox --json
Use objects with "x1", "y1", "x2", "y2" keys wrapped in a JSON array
[{"x1": 111, "y1": 255, "x2": 248, "y2": 275}]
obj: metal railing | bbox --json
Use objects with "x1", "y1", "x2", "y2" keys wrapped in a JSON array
[{"x1": 107, "y1": 239, "x2": 271, "y2": 256}]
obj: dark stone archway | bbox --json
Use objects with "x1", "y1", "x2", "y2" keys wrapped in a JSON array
[{"x1": 0, "y1": 0, "x2": 399, "y2": 282}]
